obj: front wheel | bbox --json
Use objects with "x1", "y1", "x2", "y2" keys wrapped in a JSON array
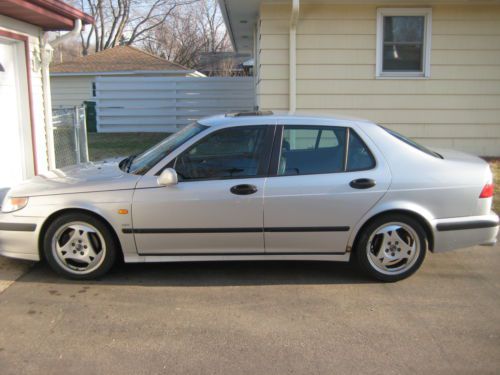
[
  {"x1": 43, "y1": 213, "x2": 117, "y2": 279},
  {"x1": 355, "y1": 214, "x2": 427, "y2": 282}
]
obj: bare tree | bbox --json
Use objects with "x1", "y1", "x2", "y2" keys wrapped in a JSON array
[
  {"x1": 198, "y1": 0, "x2": 228, "y2": 53},
  {"x1": 141, "y1": 0, "x2": 230, "y2": 69},
  {"x1": 79, "y1": 0, "x2": 198, "y2": 55}
]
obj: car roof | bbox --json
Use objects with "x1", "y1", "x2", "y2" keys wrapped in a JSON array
[{"x1": 197, "y1": 112, "x2": 376, "y2": 128}]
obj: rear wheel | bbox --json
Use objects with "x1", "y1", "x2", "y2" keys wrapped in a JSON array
[
  {"x1": 355, "y1": 214, "x2": 427, "y2": 282},
  {"x1": 43, "y1": 213, "x2": 117, "y2": 279}
]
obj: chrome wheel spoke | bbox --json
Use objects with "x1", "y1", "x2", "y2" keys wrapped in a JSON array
[
  {"x1": 55, "y1": 241, "x2": 73, "y2": 258},
  {"x1": 374, "y1": 232, "x2": 391, "y2": 265},
  {"x1": 86, "y1": 242, "x2": 98, "y2": 259},
  {"x1": 391, "y1": 230, "x2": 415, "y2": 260}
]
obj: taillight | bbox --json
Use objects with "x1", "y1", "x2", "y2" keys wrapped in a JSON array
[{"x1": 479, "y1": 183, "x2": 494, "y2": 199}]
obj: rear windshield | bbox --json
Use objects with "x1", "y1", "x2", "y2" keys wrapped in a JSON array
[{"x1": 381, "y1": 126, "x2": 442, "y2": 159}]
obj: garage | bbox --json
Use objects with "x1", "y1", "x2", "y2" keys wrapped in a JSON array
[
  {"x1": 0, "y1": 0, "x2": 93, "y2": 196},
  {"x1": 0, "y1": 36, "x2": 33, "y2": 190}
]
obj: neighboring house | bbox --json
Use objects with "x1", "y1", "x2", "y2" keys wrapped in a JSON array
[
  {"x1": 198, "y1": 52, "x2": 254, "y2": 76},
  {"x1": 50, "y1": 45, "x2": 205, "y2": 108},
  {"x1": 219, "y1": 0, "x2": 500, "y2": 156},
  {"x1": 0, "y1": 0, "x2": 92, "y2": 191}
]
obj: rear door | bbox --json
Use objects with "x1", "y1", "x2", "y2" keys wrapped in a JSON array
[{"x1": 263, "y1": 122, "x2": 391, "y2": 254}]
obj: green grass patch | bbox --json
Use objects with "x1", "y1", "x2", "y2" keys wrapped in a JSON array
[{"x1": 88, "y1": 132, "x2": 168, "y2": 161}]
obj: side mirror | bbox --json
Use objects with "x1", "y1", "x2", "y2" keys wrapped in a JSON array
[{"x1": 157, "y1": 168, "x2": 178, "y2": 187}]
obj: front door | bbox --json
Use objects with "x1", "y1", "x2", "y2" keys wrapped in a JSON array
[
  {"x1": 263, "y1": 124, "x2": 391, "y2": 254},
  {"x1": 132, "y1": 125, "x2": 274, "y2": 255}
]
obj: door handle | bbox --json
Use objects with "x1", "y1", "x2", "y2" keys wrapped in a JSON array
[
  {"x1": 230, "y1": 184, "x2": 258, "y2": 195},
  {"x1": 349, "y1": 178, "x2": 376, "y2": 189}
]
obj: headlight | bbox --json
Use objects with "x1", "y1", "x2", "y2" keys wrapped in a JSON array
[{"x1": 1, "y1": 196, "x2": 29, "y2": 213}]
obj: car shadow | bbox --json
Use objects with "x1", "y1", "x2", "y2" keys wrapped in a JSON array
[{"x1": 16, "y1": 260, "x2": 376, "y2": 287}]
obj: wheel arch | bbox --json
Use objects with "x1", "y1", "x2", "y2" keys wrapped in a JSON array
[
  {"x1": 38, "y1": 208, "x2": 124, "y2": 262},
  {"x1": 350, "y1": 209, "x2": 435, "y2": 254}
]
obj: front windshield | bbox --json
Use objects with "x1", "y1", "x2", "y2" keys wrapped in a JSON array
[{"x1": 127, "y1": 122, "x2": 208, "y2": 175}]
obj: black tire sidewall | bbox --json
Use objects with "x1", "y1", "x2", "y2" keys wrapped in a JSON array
[
  {"x1": 355, "y1": 214, "x2": 427, "y2": 282},
  {"x1": 43, "y1": 213, "x2": 117, "y2": 280}
]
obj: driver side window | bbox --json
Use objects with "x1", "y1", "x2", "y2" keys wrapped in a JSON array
[{"x1": 174, "y1": 126, "x2": 269, "y2": 181}]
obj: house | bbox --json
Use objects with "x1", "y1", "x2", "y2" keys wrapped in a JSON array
[
  {"x1": 0, "y1": 0, "x2": 92, "y2": 192},
  {"x1": 198, "y1": 51, "x2": 253, "y2": 76},
  {"x1": 50, "y1": 45, "x2": 205, "y2": 108},
  {"x1": 218, "y1": 0, "x2": 500, "y2": 156}
]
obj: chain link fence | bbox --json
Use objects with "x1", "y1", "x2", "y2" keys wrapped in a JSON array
[{"x1": 52, "y1": 106, "x2": 89, "y2": 168}]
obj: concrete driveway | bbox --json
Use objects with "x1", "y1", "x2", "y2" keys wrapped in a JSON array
[{"x1": 0, "y1": 242, "x2": 499, "y2": 374}]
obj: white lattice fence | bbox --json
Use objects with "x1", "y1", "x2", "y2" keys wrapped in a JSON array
[{"x1": 95, "y1": 76, "x2": 255, "y2": 132}]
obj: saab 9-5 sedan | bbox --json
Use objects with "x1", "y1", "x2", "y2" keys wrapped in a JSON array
[{"x1": 0, "y1": 112, "x2": 498, "y2": 281}]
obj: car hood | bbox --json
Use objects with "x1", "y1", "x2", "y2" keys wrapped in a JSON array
[{"x1": 8, "y1": 158, "x2": 142, "y2": 197}]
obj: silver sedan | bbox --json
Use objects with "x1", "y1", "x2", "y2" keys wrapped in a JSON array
[{"x1": 0, "y1": 113, "x2": 498, "y2": 281}]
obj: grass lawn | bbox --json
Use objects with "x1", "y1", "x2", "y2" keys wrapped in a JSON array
[
  {"x1": 87, "y1": 132, "x2": 168, "y2": 161},
  {"x1": 87, "y1": 132, "x2": 500, "y2": 213}
]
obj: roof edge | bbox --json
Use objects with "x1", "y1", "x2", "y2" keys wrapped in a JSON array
[
  {"x1": 217, "y1": 0, "x2": 237, "y2": 52},
  {"x1": 50, "y1": 70, "x2": 204, "y2": 76},
  {"x1": 30, "y1": 0, "x2": 93, "y2": 25},
  {"x1": 127, "y1": 45, "x2": 191, "y2": 71}
]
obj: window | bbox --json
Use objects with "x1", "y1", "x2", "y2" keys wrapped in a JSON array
[
  {"x1": 376, "y1": 8, "x2": 432, "y2": 78},
  {"x1": 127, "y1": 122, "x2": 207, "y2": 175},
  {"x1": 381, "y1": 126, "x2": 442, "y2": 158},
  {"x1": 347, "y1": 130, "x2": 376, "y2": 171},
  {"x1": 92, "y1": 82, "x2": 96, "y2": 97},
  {"x1": 278, "y1": 126, "x2": 347, "y2": 176},
  {"x1": 175, "y1": 126, "x2": 269, "y2": 181}
]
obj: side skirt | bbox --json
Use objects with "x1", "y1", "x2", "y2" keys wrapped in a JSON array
[{"x1": 124, "y1": 253, "x2": 351, "y2": 263}]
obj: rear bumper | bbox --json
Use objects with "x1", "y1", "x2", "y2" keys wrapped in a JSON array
[
  {"x1": 432, "y1": 212, "x2": 499, "y2": 252},
  {"x1": 0, "y1": 214, "x2": 42, "y2": 261}
]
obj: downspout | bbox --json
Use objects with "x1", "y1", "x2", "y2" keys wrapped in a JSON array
[
  {"x1": 41, "y1": 19, "x2": 82, "y2": 170},
  {"x1": 289, "y1": 0, "x2": 299, "y2": 114}
]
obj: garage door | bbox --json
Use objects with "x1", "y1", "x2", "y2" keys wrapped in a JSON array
[{"x1": 0, "y1": 40, "x2": 27, "y2": 189}]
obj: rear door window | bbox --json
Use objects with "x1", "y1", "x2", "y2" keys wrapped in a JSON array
[
  {"x1": 276, "y1": 126, "x2": 375, "y2": 176},
  {"x1": 278, "y1": 126, "x2": 347, "y2": 175},
  {"x1": 347, "y1": 130, "x2": 376, "y2": 171}
]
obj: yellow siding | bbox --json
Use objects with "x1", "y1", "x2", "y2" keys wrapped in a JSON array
[
  {"x1": 50, "y1": 76, "x2": 94, "y2": 107},
  {"x1": 257, "y1": 3, "x2": 500, "y2": 156}
]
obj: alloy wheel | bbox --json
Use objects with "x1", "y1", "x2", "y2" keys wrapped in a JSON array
[
  {"x1": 51, "y1": 221, "x2": 107, "y2": 275},
  {"x1": 366, "y1": 222, "x2": 421, "y2": 276}
]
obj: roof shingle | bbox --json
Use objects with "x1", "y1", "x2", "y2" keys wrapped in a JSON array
[{"x1": 50, "y1": 45, "x2": 191, "y2": 73}]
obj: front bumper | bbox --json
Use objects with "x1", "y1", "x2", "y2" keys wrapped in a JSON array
[
  {"x1": 432, "y1": 212, "x2": 499, "y2": 252},
  {"x1": 0, "y1": 214, "x2": 43, "y2": 261}
]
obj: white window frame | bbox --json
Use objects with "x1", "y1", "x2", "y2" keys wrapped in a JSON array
[{"x1": 376, "y1": 8, "x2": 432, "y2": 79}]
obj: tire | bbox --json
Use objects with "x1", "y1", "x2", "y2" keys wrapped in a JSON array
[
  {"x1": 43, "y1": 212, "x2": 117, "y2": 280},
  {"x1": 355, "y1": 214, "x2": 427, "y2": 282}
]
